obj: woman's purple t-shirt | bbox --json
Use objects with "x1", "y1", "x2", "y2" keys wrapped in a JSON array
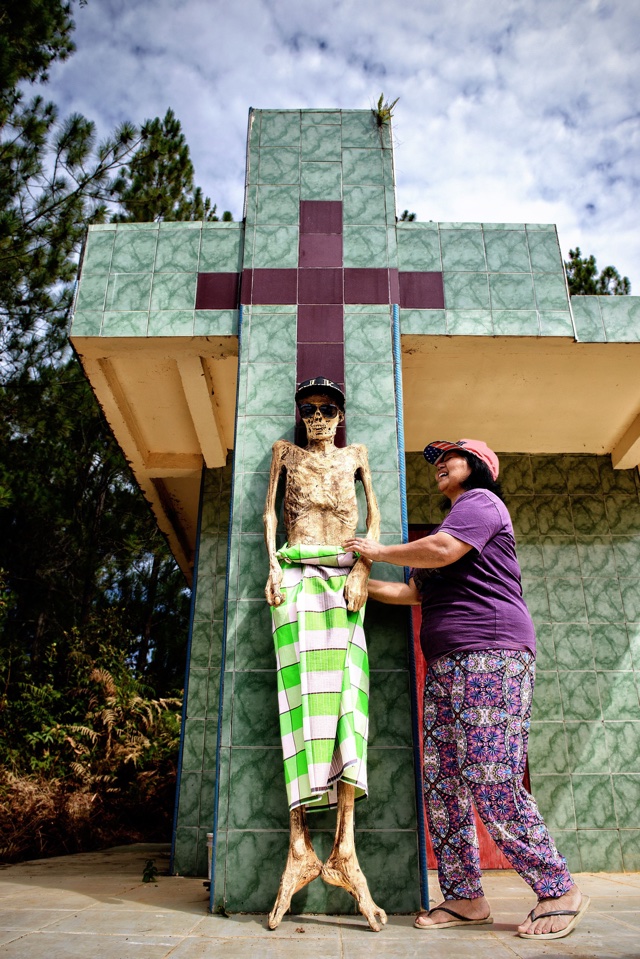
[{"x1": 413, "y1": 488, "x2": 536, "y2": 662}]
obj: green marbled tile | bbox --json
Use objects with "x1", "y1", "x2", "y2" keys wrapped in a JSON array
[
  {"x1": 613, "y1": 535, "x2": 640, "y2": 576},
  {"x1": 227, "y1": 747, "x2": 289, "y2": 829},
  {"x1": 194, "y1": 310, "x2": 238, "y2": 335},
  {"x1": 537, "y1": 497, "x2": 573, "y2": 535},
  {"x1": 365, "y1": 602, "x2": 409, "y2": 671},
  {"x1": 343, "y1": 225, "x2": 388, "y2": 268},
  {"x1": 258, "y1": 148, "x2": 300, "y2": 185},
  {"x1": 509, "y1": 497, "x2": 539, "y2": 536},
  {"x1": 527, "y1": 230, "x2": 562, "y2": 272},
  {"x1": 531, "y1": 775, "x2": 576, "y2": 830},
  {"x1": 405, "y1": 454, "x2": 435, "y2": 495},
  {"x1": 612, "y1": 773, "x2": 640, "y2": 827},
  {"x1": 559, "y1": 670, "x2": 601, "y2": 721},
  {"x1": 209, "y1": 621, "x2": 225, "y2": 670},
  {"x1": 400, "y1": 309, "x2": 446, "y2": 334},
  {"x1": 368, "y1": 670, "x2": 412, "y2": 747},
  {"x1": 111, "y1": 229, "x2": 158, "y2": 272},
  {"x1": 343, "y1": 303, "x2": 390, "y2": 314},
  {"x1": 199, "y1": 770, "x2": 216, "y2": 830},
  {"x1": 147, "y1": 310, "x2": 194, "y2": 336},
  {"x1": 440, "y1": 221, "x2": 483, "y2": 230},
  {"x1": 446, "y1": 310, "x2": 493, "y2": 335},
  {"x1": 181, "y1": 718, "x2": 206, "y2": 771},
  {"x1": 546, "y1": 578, "x2": 587, "y2": 623},
  {"x1": 584, "y1": 577, "x2": 625, "y2": 623},
  {"x1": 501, "y1": 454, "x2": 534, "y2": 494},
  {"x1": 87, "y1": 223, "x2": 117, "y2": 231},
  {"x1": 243, "y1": 182, "x2": 258, "y2": 223},
  {"x1": 531, "y1": 670, "x2": 562, "y2": 720},
  {"x1": 528, "y1": 723, "x2": 569, "y2": 774},
  {"x1": 530, "y1": 455, "x2": 567, "y2": 492},
  {"x1": 302, "y1": 111, "x2": 341, "y2": 125},
  {"x1": 598, "y1": 671, "x2": 640, "y2": 720},
  {"x1": 599, "y1": 296, "x2": 640, "y2": 341},
  {"x1": 355, "y1": 830, "x2": 420, "y2": 914},
  {"x1": 260, "y1": 111, "x2": 301, "y2": 147},
  {"x1": 342, "y1": 148, "x2": 384, "y2": 185},
  {"x1": 71, "y1": 310, "x2": 102, "y2": 336},
  {"x1": 526, "y1": 223, "x2": 556, "y2": 231},
  {"x1": 150, "y1": 272, "x2": 197, "y2": 311},
  {"x1": 407, "y1": 496, "x2": 431, "y2": 523},
  {"x1": 541, "y1": 536, "x2": 580, "y2": 577},
  {"x1": 443, "y1": 273, "x2": 490, "y2": 310},
  {"x1": 576, "y1": 828, "x2": 623, "y2": 871},
  {"x1": 172, "y1": 826, "x2": 198, "y2": 876},
  {"x1": 224, "y1": 830, "x2": 290, "y2": 913},
  {"x1": 368, "y1": 470, "x2": 401, "y2": 533},
  {"x1": 490, "y1": 273, "x2": 536, "y2": 311},
  {"x1": 440, "y1": 230, "x2": 486, "y2": 271},
  {"x1": 105, "y1": 273, "x2": 152, "y2": 312},
  {"x1": 517, "y1": 540, "x2": 544, "y2": 576},
  {"x1": 230, "y1": 670, "x2": 280, "y2": 747},
  {"x1": 344, "y1": 363, "x2": 396, "y2": 416},
  {"x1": 591, "y1": 624, "x2": 632, "y2": 671},
  {"x1": 606, "y1": 492, "x2": 640, "y2": 535},
  {"x1": 552, "y1": 830, "x2": 582, "y2": 873},
  {"x1": 344, "y1": 312, "x2": 392, "y2": 361},
  {"x1": 154, "y1": 228, "x2": 201, "y2": 272},
  {"x1": 301, "y1": 122, "x2": 342, "y2": 160},
  {"x1": 239, "y1": 470, "x2": 269, "y2": 533},
  {"x1": 553, "y1": 624, "x2": 595, "y2": 670},
  {"x1": 565, "y1": 720, "x2": 611, "y2": 772},
  {"x1": 535, "y1": 624, "x2": 556, "y2": 670},
  {"x1": 484, "y1": 230, "x2": 531, "y2": 272},
  {"x1": 356, "y1": 748, "x2": 415, "y2": 829},
  {"x1": 186, "y1": 667, "x2": 210, "y2": 720},
  {"x1": 483, "y1": 222, "x2": 526, "y2": 231},
  {"x1": 534, "y1": 273, "x2": 569, "y2": 311},
  {"x1": 233, "y1": 600, "x2": 273, "y2": 670},
  {"x1": 218, "y1": 669, "x2": 233, "y2": 747},
  {"x1": 565, "y1": 455, "x2": 603, "y2": 493},
  {"x1": 101, "y1": 311, "x2": 148, "y2": 336},
  {"x1": 82, "y1": 231, "x2": 115, "y2": 273},
  {"x1": 251, "y1": 225, "x2": 299, "y2": 269},
  {"x1": 521, "y1": 577, "x2": 550, "y2": 623},
  {"x1": 300, "y1": 161, "x2": 342, "y2": 199},
  {"x1": 346, "y1": 415, "x2": 397, "y2": 472},
  {"x1": 176, "y1": 770, "x2": 201, "y2": 828},
  {"x1": 572, "y1": 774, "x2": 617, "y2": 828},
  {"x1": 343, "y1": 185, "x2": 386, "y2": 224},
  {"x1": 340, "y1": 111, "x2": 379, "y2": 147},
  {"x1": 396, "y1": 228, "x2": 442, "y2": 271},
  {"x1": 571, "y1": 296, "x2": 606, "y2": 342},
  {"x1": 539, "y1": 311, "x2": 574, "y2": 336},
  {"x1": 231, "y1": 535, "x2": 269, "y2": 604},
  {"x1": 244, "y1": 363, "x2": 296, "y2": 416},
  {"x1": 620, "y1": 830, "x2": 640, "y2": 871},
  {"x1": 239, "y1": 415, "x2": 294, "y2": 472},
  {"x1": 199, "y1": 228, "x2": 244, "y2": 270},
  {"x1": 255, "y1": 185, "x2": 300, "y2": 225},
  {"x1": 571, "y1": 495, "x2": 610, "y2": 535},
  {"x1": 492, "y1": 310, "x2": 539, "y2": 335}
]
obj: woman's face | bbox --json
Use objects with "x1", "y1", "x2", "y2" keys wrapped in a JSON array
[{"x1": 435, "y1": 451, "x2": 472, "y2": 501}]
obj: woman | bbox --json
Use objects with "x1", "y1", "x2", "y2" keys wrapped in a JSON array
[{"x1": 343, "y1": 439, "x2": 588, "y2": 941}]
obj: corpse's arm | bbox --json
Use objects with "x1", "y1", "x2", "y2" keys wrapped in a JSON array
[
  {"x1": 344, "y1": 446, "x2": 380, "y2": 612},
  {"x1": 263, "y1": 441, "x2": 287, "y2": 606}
]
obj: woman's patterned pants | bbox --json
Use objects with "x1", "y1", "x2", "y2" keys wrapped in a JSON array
[{"x1": 423, "y1": 649, "x2": 574, "y2": 901}]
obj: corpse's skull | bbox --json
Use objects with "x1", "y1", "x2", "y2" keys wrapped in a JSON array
[{"x1": 298, "y1": 392, "x2": 344, "y2": 443}]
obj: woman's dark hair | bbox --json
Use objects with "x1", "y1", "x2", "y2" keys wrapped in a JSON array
[{"x1": 458, "y1": 450, "x2": 505, "y2": 501}]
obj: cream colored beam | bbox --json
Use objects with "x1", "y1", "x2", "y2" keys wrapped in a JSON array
[
  {"x1": 145, "y1": 452, "x2": 204, "y2": 476},
  {"x1": 177, "y1": 355, "x2": 228, "y2": 468},
  {"x1": 611, "y1": 411, "x2": 640, "y2": 469},
  {"x1": 83, "y1": 356, "x2": 148, "y2": 470}
]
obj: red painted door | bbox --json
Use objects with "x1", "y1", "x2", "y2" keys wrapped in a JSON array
[{"x1": 409, "y1": 527, "x2": 529, "y2": 869}]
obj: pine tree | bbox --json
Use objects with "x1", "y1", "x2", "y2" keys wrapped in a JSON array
[{"x1": 564, "y1": 247, "x2": 631, "y2": 296}]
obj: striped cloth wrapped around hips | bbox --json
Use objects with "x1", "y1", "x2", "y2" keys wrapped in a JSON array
[{"x1": 271, "y1": 543, "x2": 370, "y2": 811}]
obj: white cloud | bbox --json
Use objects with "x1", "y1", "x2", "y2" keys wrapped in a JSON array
[{"x1": 46, "y1": 0, "x2": 640, "y2": 284}]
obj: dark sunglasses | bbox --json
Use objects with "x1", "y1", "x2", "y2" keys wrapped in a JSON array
[{"x1": 298, "y1": 402, "x2": 340, "y2": 418}]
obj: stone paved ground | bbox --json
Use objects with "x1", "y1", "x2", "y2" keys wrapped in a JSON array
[{"x1": 0, "y1": 844, "x2": 638, "y2": 958}]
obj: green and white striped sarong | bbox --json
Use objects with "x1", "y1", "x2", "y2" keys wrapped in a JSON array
[{"x1": 271, "y1": 543, "x2": 369, "y2": 811}]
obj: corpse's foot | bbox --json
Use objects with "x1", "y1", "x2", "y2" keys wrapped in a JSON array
[
  {"x1": 415, "y1": 896, "x2": 492, "y2": 928},
  {"x1": 268, "y1": 846, "x2": 322, "y2": 930},
  {"x1": 322, "y1": 852, "x2": 387, "y2": 932},
  {"x1": 517, "y1": 885, "x2": 589, "y2": 939}
]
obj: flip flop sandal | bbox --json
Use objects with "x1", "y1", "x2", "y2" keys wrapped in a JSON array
[
  {"x1": 518, "y1": 895, "x2": 591, "y2": 940},
  {"x1": 414, "y1": 905, "x2": 494, "y2": 929}
]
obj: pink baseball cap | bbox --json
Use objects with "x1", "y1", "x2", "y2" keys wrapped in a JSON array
[{"x1": 423, "y1": 439, "x2": 500, "y2": 480}]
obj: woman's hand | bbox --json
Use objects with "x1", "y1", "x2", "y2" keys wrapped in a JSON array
[{"x1": 342, "y1": 537, "x2": 385, "y2": 562}]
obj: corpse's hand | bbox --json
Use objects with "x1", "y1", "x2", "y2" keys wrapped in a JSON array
[
  {"x1": 265, "y1": 565, "x2": 284, "y2": 606},
  {"x1": 342, "y1": 537, "x2": 384, "y2": 563},
  {"x1": 344, "y1": 565, "x2": 368, "y2": 612}
]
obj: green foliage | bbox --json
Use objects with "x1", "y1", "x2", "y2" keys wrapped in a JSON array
[
  {"x1": 142, "y1": 859, "x2": 159, "y2": 883},
  {"x1": 372, "y1": 93, "x2": 399, "y2": 127},
  {"x1": 565, "y1": 247, "x2": 631, "y2": 296},
  {"x1": 111, "y1": 108, "x2": 232, "y2": 223},
  {"x1": 399, "y1": 209, "x2": 417, "y2": 221}
]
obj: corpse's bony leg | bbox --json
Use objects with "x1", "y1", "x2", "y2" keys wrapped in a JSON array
[
  {"x1": 268, "y1": 806, "x2": 322, "y2": 930},
  {"x1": 321, "y1": 781, "x2": 387, "y2": 932}
]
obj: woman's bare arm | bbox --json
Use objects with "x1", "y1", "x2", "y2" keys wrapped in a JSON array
[{"x1": 367, "y1": 577, "x2": 421, "y2": 605}]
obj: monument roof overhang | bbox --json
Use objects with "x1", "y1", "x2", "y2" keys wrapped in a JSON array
[
  {"x1": 401, "y1": 334, "x2": 640, "y2": 469},
  {"x1": 71, "y1": 333, "x2": 238, "y2": 582}
]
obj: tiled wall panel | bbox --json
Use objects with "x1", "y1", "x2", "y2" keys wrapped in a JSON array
[{"x1": 406, "y1": 451, "x2": 640, "y2": 872}]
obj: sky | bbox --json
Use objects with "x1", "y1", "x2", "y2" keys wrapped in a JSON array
[{"x1": 46, "y1": 0, "x2": 640, "y2": 286}]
